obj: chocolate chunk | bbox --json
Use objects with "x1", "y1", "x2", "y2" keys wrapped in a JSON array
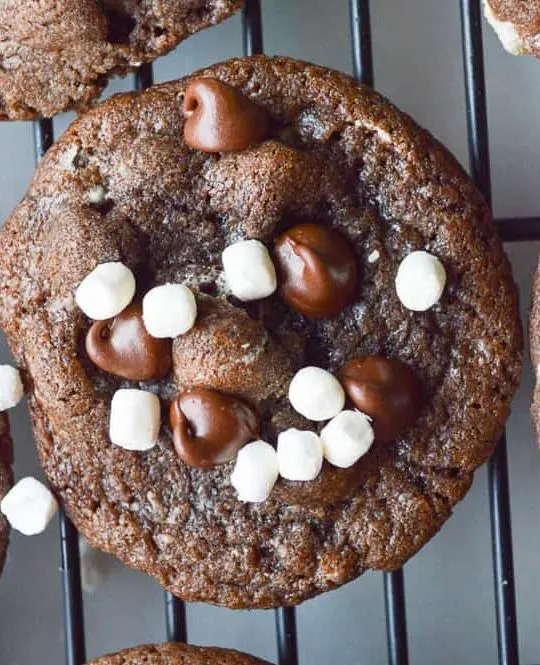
[
  {"x1": 170, "y1": 388, "x2": 260, "y2": 468},
  {"x1": 339, "y1": 356, "x2": 421, "y2": 442},
  {"x1": 273, "y1": 223, "x2": 358, "y2": 319},
  {"x1": 86, "y1": 302, "x2": 172, "y2": 381},
  {"x1": 183, "y1": 78, "x2": 270, "y2": 153}
]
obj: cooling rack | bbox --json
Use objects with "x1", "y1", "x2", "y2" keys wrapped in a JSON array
[{"x1": 31, "y1": 1, "x2": 532, "y2": 664}]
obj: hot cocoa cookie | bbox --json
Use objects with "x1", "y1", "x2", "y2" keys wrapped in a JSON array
[
  {"x1": 530, "y1": 259, "x2": 540, "y2": 440},
  {"x1": 88, "y1": 643, "x2": 270, "y2": 665},
  {"x1": 0, "y1": 56, "x2": 522, "y2": 608},
  {"x1": 0, "y1": 413, "x2": 14, "y2": 575},
  {"x1": 484, "y1": 0, "x2": 540, "y2": 56},
  {"x1": 0, "y1": 0, "x2": 244, "y2": 120}
]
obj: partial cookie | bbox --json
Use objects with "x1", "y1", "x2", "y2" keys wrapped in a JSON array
[
  {"x1": 0, "y1": 0, "x2": 244, "y2": 119},
  {"x1": 89, "y1": 643, "x2": 270, "y2": 665},
  {"x1": 0, "y1": 56, "x2": 522, "y2": 608},
  {"x1": 0, "y1": 413, "x2": 13, "y2": 575},
  {"x1": 484, "y1": 0, "x2": 540, "y2": 56},
  {"x1": 530, "y1": 257, "x2": 540, "y2": 440}
]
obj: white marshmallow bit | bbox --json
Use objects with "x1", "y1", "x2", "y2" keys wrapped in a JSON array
[
  {"x1": 222, "y1": 239, "x2": 277, "y2": 302},
  {"x1": 88, "y1": 185, "x2": 107, "y2": 205},
  {"x1": 231, "y1": 440, "x2": 279, "y2": 503},
  {"x1": 288, "y1": 366, "x2": 345, "y2": 422},
  {"x1": 368, "y1": 249, "x2": 380, "y2": 264},
  {"x1": 484, "y1": 1, "x2": 526, "y2": 55},
  {"x1": 395, "y1": 251, "x2": 446, "y2": 312},
  {"x1": 321, "y1": 410, "x2": 375, "y2": 468},
  {"x1": 143, "y1": 283, "x2": 197, "y2": 338},
  {"x1": 76, "y1": 262, "x2": 135, "y2": 320},
  {"x1": 109, "y1": 389, "x2": 160, "y2": 451},
  {"x1": 277, "y1": 429, "x2": 323, "y2": 481},
  {"x1": 1, "y1": 477, "x2": 58, "y2": 536},
  {"x1": 0, "y1": 365, "x2": 24, "y2": 410}
]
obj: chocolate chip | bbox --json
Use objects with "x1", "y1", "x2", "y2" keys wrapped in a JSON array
[
  {"x1": 170, "y1": 389, "x2": 260, "y2": 468},
  {"x1": 85, "y1": 302, "x2": 172, "y2": 381},
  {"x1": 182, "y1": 78, "x2": 270, "y2": 153},
  {"x1": 339, "y1": 356, "x2": 421, "y2": 442},
  {"x1": 273, "y1": 223, "x2": 358, "y2": 319}
]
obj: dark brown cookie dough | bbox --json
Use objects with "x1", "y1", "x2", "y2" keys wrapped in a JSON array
[
  {"x1": 530, "y1": 259, "x2": 540, "y2": 439},
  {"x1": 0, "y1": 0, "x2": 244, "y2": 120},
  {"x1": 484, "y1": 0, "x2": 540, "y2": 56},
  {"x1": 88, "y1": 643, "x2": 270, "y2": 665},
  {"x1": 0, "y1": 56, "x2": 523, "y2": 608},
  {"x1": 0, "y1": 413, "x2": 13, "y2": 575}
]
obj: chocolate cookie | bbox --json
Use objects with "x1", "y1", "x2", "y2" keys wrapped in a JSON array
[
  {"x1": 0, "y1": 413, "x2": 13, "y2": 575},
  {"x1": 0, "y1": 0, "x2": 243, "y2": 120},
  {"x1": 88, "y1": 643, "x2": 270, "y2": 665},
  {"x1": 0, "y1": 56, "x2": 522, "y2": 608},
  {"x1": 484, "y1": 0, "x2": 540, "y2": 56},
  {"x1": 530, "y1": 259, "x2": 540, "y2": 439}
]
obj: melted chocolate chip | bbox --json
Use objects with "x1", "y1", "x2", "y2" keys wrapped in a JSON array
[
  {"x1": 182, "y1": 78, "x2": 270, "y2": 153},
  {"x1": 170, "y1": 388, "x2": 260, "y2": 468},
  {"x1": 273, "y1": 223, "x2": 358, "y2": 319},
  {"x1": 85, "y1": 302, "x2": 172, "y2": 381},
  {"x1": 339, "y1": 356, "x2": 421, "y2": 442}
]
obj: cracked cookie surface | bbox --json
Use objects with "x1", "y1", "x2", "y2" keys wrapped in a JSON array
[
  {"x1": 0, "y1": 56, "x2": 523, "y2": 607},
  {"x1": 0, "y1": 0, "x2": 244, "y2": 119},
  {"x1": 89, "y1": 643, "x2": 270, "y2": 665}
]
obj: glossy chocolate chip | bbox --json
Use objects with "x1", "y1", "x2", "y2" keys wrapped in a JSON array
[
  {"x1": 86, "y1": 302, "x2": 172, "y2": 381},
  {"x1": 339, "y1": 356, "x2": 421, "y2": 442},
  {"x1": 273, "y1": 223, "x2": 358, "y2": 319},
  {"x1": 170, "y1": 388, "x2": 260, "y2": 468},
  {"x1": 182, "y1": 78, "x2": 270, "y2": 153}
]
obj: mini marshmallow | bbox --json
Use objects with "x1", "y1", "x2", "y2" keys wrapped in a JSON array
[
  {"x1": 231, "y1": 440, "x2": 279, "y2": 503},
  {"x1": 0, "y1": 477, "x2": 58, "y2": 536},
  {"x1": 88, "y1": 185, "x2": 107, "y2": 205},
  {"x1": 76, "y1": 262, "x2": 136, "y2": 320},
  {"x1": 484, "y1": 1, "x2": 526, "y2": 55},
  {"x1": 368, "y1": 249, "x2": 380, "y2": 264},
  {"x1": 0, "y1": 365, "x2": 24, "y2": 410},
  {"x1": 222, "y1": 239, "x2": 277, "y2": 301},
  {"x1": 142, "y1": 283, "x2": 197, "y2": 338},
  {"x1": 109, "y1": 388, "x2": 160, "y2": 451},
  {"x1": 288, "y1": 366, "x2": 345, "y2": 422},
  {"x1": 395, "y1": 250, "x2": 446, "y2": 312},
  {"x1": 320, "y1": 410, "x2": 375, "y2": 468},
  {"x1": 277, "y1": 429, "x2": 323, "y2": 481}
]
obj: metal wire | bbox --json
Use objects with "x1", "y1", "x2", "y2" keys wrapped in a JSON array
[
  {"x1": 28, "y1": 2, "x2": 533, "y2": 664},
  {"x1": 34, "y1": 117, "x2": 88, "y2": 665},
  {"x1": 242, "y1": 0, "x2": 264, "y2": 56},
  {"x1": 349, "y1": 0, "x2": 374, "y2": 87},
  {"x1": 349, "y1": 2, "x2": 411, "y2": 663},
  {"x1": 497, "y1": 217, "x2": 540, "y2": 243},
  {"x1": 59, "y1": 513, "x2": 87, "y2": 665},
  {"x1": 275, "y1": 608, "x2": 299, "y2": 665},
  {"x1": 241, "y1": 2, "x2": 300, "y2": 662},
  {"x1": 384, "y1": 571, "x2": 409, "y2": 665},
  {"x1": 134, "y1": 63, "x2": 154, "y2": 91},
  {"x1": 459, "y1": 2, "x2": 520, "y2": 664},
  {"x1": 165, "y1": 592, "x2": 188, "y2": 643}
]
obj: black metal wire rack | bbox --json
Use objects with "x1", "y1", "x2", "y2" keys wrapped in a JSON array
[{"x1": 31, "y1": 1, "x2": 534, "y2": 664}]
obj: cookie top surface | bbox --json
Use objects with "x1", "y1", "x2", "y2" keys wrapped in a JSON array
[
  {"x1": 530, "y1": 259, "x2": 540, "y2": 438},
  {"x1": 0, "y1": 412, "x2": 13, "y2": 575},
  {"x1": 0, "y1": 55, "x2": 522, "y2": 607},
  {"x1": 88, "y1": 643, "x2": 270, "y2": 665},
  {"x1": 484, "y1": 0, "x2": 540, "y2": 56},
  {"x1": 0, "y1": 0, "x2": 243, "y2": 119}
]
